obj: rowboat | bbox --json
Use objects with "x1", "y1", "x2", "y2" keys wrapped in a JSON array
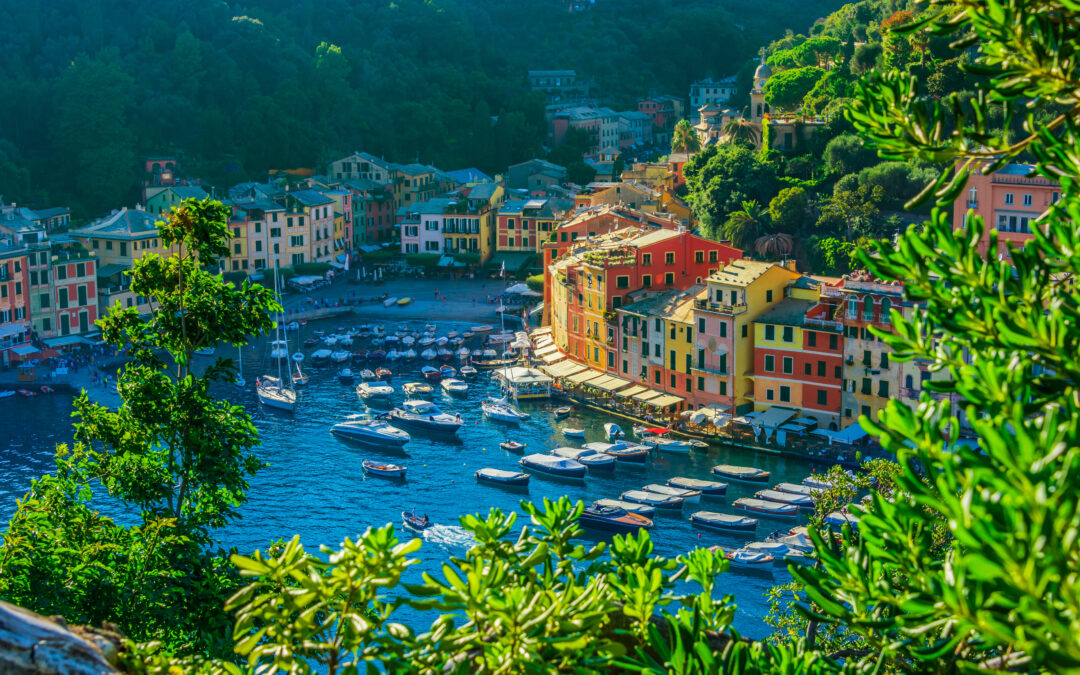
[
  {"x1": 397, "y1": 297, "x2": 412, "y2": 306},
  {"x1": 475, "y1": 468, "x2": 530, "y2": 486},
  {"x1": 773, "y1": 482, "x2": 817, "y2": 496},
  {"x1": 585, "y1": 440, "x2": 649, "y2": 463},
  {"x1": 667, "y1": 477, "x2": 727, "y2": 497},
  {"x1": 689, "y1": 511, "x2": 758, "y2": 532},
  {"x1": 383, "y1": 297, "x2": 399, "y2": 307},
  {"x1": 403, "y1": 382, "x2": 434, "y2": 397},
  {"x1": 375, "y1": 367, "x2": 392, "y2": 379},
  {"x1": 500, "y1": 441, "x2": 527, "y2": 452},
  {"x1": 604, "y1": 423, "x2": 624, "y2": 440},
  {"x1": 646, "y1": 436, "x2": 694, "y2": 454},
  {"x1": 554, "y1": 406, "x2": 572, "y2": 419},
  {"x1": 578, "y1": 503, "x2": 652, "y2": 533},
  {"x1": 421, "y1": 365, "x2": 442, "y2": 381},
  {"x1": 733, "y1": 498, "x2": 800, "y2": 519},
  {"x1": 402, "y1": 510, "x2": 432, "y2": 531},
  {"x1": 724, "y1": 548, "x2": 776, "y2": 569},
  {"x1": 362, "y1": 460, "x2": 407, "y2": 479},
  {"x1": 562, "y1": 428, "x2": 586, "y2": 438},
  {"x1": 712, "y1": 465, "x2": 771, "y2": 483},
  {"x1": 620, "y1": 489, "x2": 683, "y2": 510},
  {"x1": 520, "y1": 453, "x2": 586, "y2": 480},
  {"x1": 595, "y1": 498, "x2": 656, "y2": 518}
]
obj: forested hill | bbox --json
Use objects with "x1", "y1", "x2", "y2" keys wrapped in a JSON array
[{"x1": 0, "y1": 0, "x2": 845, "y2": 218}]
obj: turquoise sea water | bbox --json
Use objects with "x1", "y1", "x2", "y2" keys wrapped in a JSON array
[{"x1": 0, "y1": 320, "x2": 831, "y2": 639}]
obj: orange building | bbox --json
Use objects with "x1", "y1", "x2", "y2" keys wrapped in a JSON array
[{"x1": 953, "y1": 163, "x2": 1061, "y2": 259}]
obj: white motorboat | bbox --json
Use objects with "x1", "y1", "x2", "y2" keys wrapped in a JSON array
[
  {"x1": 359, "y1": 369, "x2": 377, "y2": 380},
  {"x1": 689, "y1": 511, "x2": 758, "y2": 532},
  {"x1": 562, "y1": 428, "x2": 586, "y2": 438},
  {"x1": 356, "y1": 382, "x2": 394, "y2": 400},
  {"x1": 712, "y1": 465, "x2": 771, "y2": 483},
  {"x1": 270, "y1": 339, "x2": 289, "y2": 360},
  {"x1": 733, "y1": 498, "x2": 800, "y2": 519},
  {"x1": 338, "y1": 368, "x2": 355, "y2": 384},
  {"x1": 774, "y1": 482, "x2": 817, "y2": 496},
  {"x1": 331, "y1": 350, "x2": 351, "y2": 363},
  {"x1": 404, "y1": 348, "x2": 418, "y2": 360},
  {"x1": 724, "y1": 548, "x2": 776, "y2": 569},
  {"x1": 311, "y1": 348, "x2": 333, "y2": 362},
  {"x1": 604, "y1": 423, "x2": 624, "y2": 440},
  {"x1": 441, "y1": 378, "x2": 468, "y2": 395},
  {"x1": 401, "y1": 336, "x2": 416, "y2": 347},
  {"x1": 755, "y1": 489, "x2": 814, "y2": 509},
  {"x1": 743, "y1": 541, "x2": 811, "y2": 564},
  {"x1": 386, "y1": 349, "x2": 401, "y2": 361},
  {"x1": 803, "y1": 475, "x2": 835, "y2": 490},
  {"x1": 642, "y1": 483, "x2": 701, "y2": 503},
  {"x1": 482, "y1": 397, "x2": 530, "y2": 423},
  {"x1": 324, "y1": 335, "x2": 338, "y2": 347},
  {"x1": 459, "y1": 365, "x2": 477, "y2": 377},
  {"x1": 435, "y1": 336, "x2": 449, "y2": 347},
  {"x1": 595, "y1": 498, "x2": 656, "y2": 518},
  {"x1": 620, "y1": 489, "x2": 683, "y2": 510},
  {"x1": 403, "y1": 382, "x2": 434, "y2": 397},
  {"x1": 420, "y1": 348, "x2": 437, "y2": 360},
  {"x1": 475, "y1": 467, "x2": 530, "y2": 487},
  {"x1": 330, "y1": 416, "x2": 409, "y2": 447},
  {"x1": 551, "y1": 446, "x2": 615, "y2": 471},
  {"x1": 386, "y1": 399, "x2": 463, "y2": 434},
  {"x1": 645, "y1": 436, "x2": 694, "y2": 454},
  {"x1": 362, "y1": 459, "x2": 407, "y2": 478},
  {"x1": 383, "y1": 296, "x2": 399, "y2": 307},
  {"x1": 667, "y1": 477, "x2": 727, "y2": 497},
  {"x1": 519, "y1": 453, "x2": 586, "y2": 479},
  {"x1": 457, "y1": 347, "x2": 471, "y2": 359},
  {"x1": 256, "y1": 375, "x2": 296, "y2": 412},
  {"x1": 584, "y1": 440, "x2": 649, "y2": 463},
  {"x1": 339, "y1": 336, "x2": 354, "y2": 347}
]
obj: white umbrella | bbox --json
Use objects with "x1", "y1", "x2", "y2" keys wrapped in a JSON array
[{"x1": 505, "y1": 283, "x2": 531, "y2": 294}]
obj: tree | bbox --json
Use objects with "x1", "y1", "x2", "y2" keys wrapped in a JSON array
[
  {"x1": 763, "y1": 66, "x2": 825, "y2": 111},
  {"x1": 0, "y1": 199, "x2": 279, "y2": 654},
  {"x1": 849, "y1": 43, "x2": 882, "y2": 76},
  {"x1": 670, "y1": 119, "x2": 701, "y2": 154},
  {"x1": 821, "y1": 133, "x2": 877, "y2": 175},
  {"x1": 721, "y1": 199, "x2": 769, "y2": 248},
  {"x1": 768, "y1": 186, "x2": 809, "y2": 233},
  {"x1": 684, "y1": 144, "x2": 781, "y2": 232},
  {"x1": 880, "y1": 11, "x2": 915, "y2": 70},
  {"x1": 817, "y1": 183, "x2": 884, "y2": 238},
  {"x1": 754, "y1": 231, "x2": 795, "y2": 259},
  {"x1": 721, "y1": 118, "x2": 760, "y2": 145}
]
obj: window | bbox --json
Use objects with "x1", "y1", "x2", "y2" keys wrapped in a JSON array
[
  {"x1": 719, "y1": 353, "x2": 728, "y2": 374},
  {"x1": 805, "y1": 362, "x2": 812, "y2": 376},
  {"x1": 780, "y1": 386, "x2": 791, "y2": 402},
  {"x1": 664, "y1": 273, "x2": 674, "y2": 285},
  {"x1": 764, "y1": 354, "x2": 775, "y2": 372},
  {"x1": 642, "y1": 253, "x2": 652, "y2": 266},
  {"x1": 835, "y1": 365, "x2": 842, "y2": 378},
  {"x1": 878, "y1": 380, "x2": 890, "y2": 397},
  {"x1": 766, "y1": 389, "x2": 775, "y2": 401},
  {"x1": 654, "y1": 343, "x2": 661, "y2": 357},
  {"x1": 829, "y1": 334, "x2": 838, "y2": 350},
  {"x1": 77, "y1": 285, "x2": 86, "y2": 305},
  {"x1": 782, "y1": 326, "x2": 794, "y2": 343},
  {"x1": 847, "y1": 297, "x2": 857, "y2": 318},
  {"x1": 765, "y1": 325, "x2": 775, "y2": 341},
  {"x1": 719, "y1": 380, "x2": 727, "y2": 395},
  {"x1": 58, "y1": 287, "x2": 68, "y2": 309},
  {"x1": 863, "y1": 296, "x2": 874, "y2": 321},
  {"x1": 742, "y1": 324, "x2": 747, "y2": 338},
  {"x1": 669, "y1": 350, "x2": 676, "y2": 370},
  {"x1": 817, "y1": 360, "x2": 826, "y2": 377},
  {"x1": 807, "y1": 332, "x2": 816, "y2": 347},
  {"x1": 817, "y1": 390, "x2": 828, "y2": 405},
  {"x1": 616, "y1": 276, "x2": 629, "y2": 289},
  {"x1": 623, "y1": 360, "x2": 629, "y2": 373},
  {"x1": 39, "y1": 292, "x2": 49, "y2": 308},
  {"x1": 861, "y1": 405, "x2": 871, "y2": 417},
  {"x1": 880, "y1": 297, "x2": 892, "y2": 322},
  {"x1": 255, "y1": 240, "x2": 262, "y2": 252},
  {"x1": 642, "y1": 275, "x2": 652, "y2": 288},
  {"x1": 719, "y1": 322, "x2": 727, "y2": 338},
  {"x1": 76, "y1": 263, "x2": 85, "y2": 277},
  {"x1": 782, "y1": 356, "x2": 793, "y2": 374},
  {"x1": 56, "y1": 265, "x2": 67, "y2": 280},
  {"x1": 863, "y1": 350, "x2": 872, "y2": 367},
  {"x1": 698, "y1": 376, "x2": 705, "y2": 390},
  {"x1": 670, "y1": 374, "x2": 676, "y2": 389},
  {"x1": 766, "y1": 290, "x2": 773, "y2": 302},
  {"x1": 270, "y1": 228, "x2": 281, "y2": 238},
  {"x1": 695, "y1": 251, "x2": 704, "y2": 263},
  {"x1": 861, "y1": 378, "x2": 872, "y2": 395},
  {"x1": 709, "y1": 250, "x2": 718, "y2": 263},
  {"x1": 1023, "y1": 193, "x2": 1033, "y2": 206},
  {"x1": 685, "y1": 353, "x2": 693, "y2": 373},
  {"x1": 730, "y1": 290, "x2": 738, "y2": 305},
  {"x1": 881, "y1": 352, "x2": 889, "y2": 369},
  {"x1": 105, "y1": 241, "x2": 114, "y2": 251},
  {"x1": 29, "y1": 271, "x2": 37, "y2": 285},
  {"x1": 698, "y1": 318, "x2": 705, "y2": 333},
  {"x1": 664, "y1": 252, "x2": 675, "y2": 265},
  {"x1": 1004, "y1": 192, "x2": 1014, "y2": 205}
]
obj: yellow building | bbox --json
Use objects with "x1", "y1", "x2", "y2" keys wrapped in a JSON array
[
  {"x1": 70, "y1": 206, "x2": 167, "y2": 316},
  {"x1": 443, "y1": 183, "x2": 505, "y2": 263},
  {"x1": 660, "y1": 293, "x2": 699, "y2": 398}
]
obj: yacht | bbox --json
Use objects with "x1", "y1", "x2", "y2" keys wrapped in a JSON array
[
  {"x1": 330, "y1": 415, "x2": 410, "y2": 447},
  {"x1": 386, "y1": 400, "x2": 463, "y2": 434},
  {"x1": 256, "y1": 375, "x2": 296, "y2": 412},
  {"x1": 270, "y1": 339, "x2": 289, "y2": 360},
  {"x1": 356, "y1": 381, "x2": 394, "y2": 400},
  {"x1": 578, "y1": 503, "x2": 652, "y2": 533},
  {"x1": 482, "y1": 397, "x2": 530, "y2": 423},
  {"x1": 441, "y1": 378, "x2": 469, "y2": 395}
]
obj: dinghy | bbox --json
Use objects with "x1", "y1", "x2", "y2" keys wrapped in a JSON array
[
  {"x1": 755, "y1": 489, "x2": 813, "y2": 509},
  {"x1": 551, "y1": 446, "x2": 615, "y2": 471},
  {"x1": 520, "y1": 454, "x2": 586, "y2": 479},
  {"x1": 562, "y1": 428, "x2": 586, "y2": 439},
  {"x1": 642, "y1": 483, "x2": 701, "y2": 503},
  {"x1": 689, "y1": 511, "x2": 758, "y2": 532},
  {"x1": 475, "y1": 468, "x2": 530, "y2": 487},
  {"x1": 620, "y1": 490, "x2": 683, "y2": 511},
  {"x1": 604, "y1": 423, "x2": 624, "y2": 440},
  {"x1": 402, "y1": 510, "x2": 432, "y2": 531},
  {"x1": 362, "y1": 460, "x2": 407, "y2": 479},
  {"x1": 595, "y1": 498, "x2": 656, "y2": 518},
  {"x1": 733, "y1": 498, "x2": 800, "y2": 519},
  {"x1": 554, "y1": 406, "x2": 572, "y2": 420},
  {"x1": 712, "y1": 464, "x2": 771, "y2": 483},
  {"x1": 667, "y1": 477, "x2": 728, "y2": 497}
]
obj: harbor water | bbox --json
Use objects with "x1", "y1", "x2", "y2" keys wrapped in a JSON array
[{"x1": 0, "y1": 320, "x2": 832, "y2": 639}]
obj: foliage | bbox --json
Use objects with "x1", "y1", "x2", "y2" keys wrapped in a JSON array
[
  {"x1": 0, "y1": 198, "x2": 279, "y2": 654},
  {"x1": 837, "y1": 161, "x2": 940, "y2": 210},
  {"x1": 684, "y1": 144, "x2": 781, "y2": 233},
  {"x1": 720, "y1": 118, "x2": 760, "y2": 146},
  {"x1": 817, "y1": 183, "x2": 884, "y2": 238},
  {"x1": 292, "y1": 262, "x2": 331, "y2": 276},
  {"x1": 849, "y1": 43, "x2": 883, "y2": 76},
  {"x1": 805, "y1": 235, "x2": 859, "y2": 275},
  {"x1": 671, "y1": 119, "x2": 701, "y2": 155},
  {"x1": 720, "y1": 200, "x2": 769, "y2": 248},
  {"x1": 526, "y1": 274, "x2": 545, "y2": 293},
  {"x1": 768, "y1": 186, "x2": 809, "y2": 233},
  {"x1": 768, "y1": 36, "x2": 843, "y2": 70},
  {"x1": 821, "y1": 133, "x2": 878, "y2": 175},
  {"x1": 404, "y1": 253, "x2": 442, "y2": 267},
  {"x1": 801, "y1": 71, "x2": 851, "y2": 116},
  {"x1": 763, "y1": 66, "x2": 825, "y2": 111},
  {"x1": 753, "y1": 232, "x2": 795, "y2": 259}
]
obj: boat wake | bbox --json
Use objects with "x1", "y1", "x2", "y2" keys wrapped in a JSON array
[{"x1": 419, "y1": 524, "x2": 475, "y2": 550}]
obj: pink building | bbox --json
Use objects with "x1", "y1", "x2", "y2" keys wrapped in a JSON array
[{"x1": 953, "y1": 163, "x2": 1061, "y2": 259}]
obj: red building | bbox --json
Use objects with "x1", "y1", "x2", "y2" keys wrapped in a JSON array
[
  {"x1": 0, "y1": 243, "x2": 31, "y2": 365},
  {"x1": 51, "y1": 251, "x2": 98, "y2": 337},
  {"x1": 637, "y1": 95, "x2": 683, "y2": 140},
  {"x1": 344, "y1": 179, "x2": 395, "y2": 244},
  {"x1": 541, "y1": 204, "x2": 685, "y2": 266}
]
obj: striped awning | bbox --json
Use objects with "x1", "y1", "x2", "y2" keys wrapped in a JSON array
[
  {"x1": 616, "y1": 385, "x2": 649, "y2": 398},
  {"x1": 539, "y1": 351, "x2": 565, "y2": 364},
  {"x1": 535, "y1": 344, "x2": 558, "y2": 356},
  {"x1": 632, "y1": 390, "x2": 663, "y2": 403},
  {"x1": 645, "y1": 394, "x2": 685, "y2": 408},
  {"x1": 568, "y1": 369, "x2": 606, "y2": 384},
  {"x1": 546, "y1": 360, "x2": 586, "y2": 377},
  {"x1": 592, "y1": 375, "x2": 632, "y2": 392}
]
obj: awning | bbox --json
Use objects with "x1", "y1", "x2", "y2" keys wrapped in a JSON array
[
  {"x1": 11, "y1": 344, "x2": 40, "y2": 356},
  {"x1": 814, "y1": 423, "x2": 869, "y2": 444},
  {"x1": 632, "y1": 390, "x2": 662, "y2": 403},
  {"x1": 756, "y1": 407, "x2": 798, "y2": 429},
  {"x1": 535, "y1": 344, "x2": 558, "y2": 356},
  {"x1": 546, "y1": 361, "x2": 586, "y2": 377},
  {"x1": 328, "y1": 261, "x2": 345, "y2": 270},
  {"x1": 567, "y1": 369, "x2": 606, "y2": 385},
  {"x1": 0, "y1": 323, "x2": 29, "y2": 340},
  {"x1": 616, "y1": 385, "x2": 649, "y2": 398},
  {"x1": 96, "y1": 263, "x2": 130, "y2": 278},
  {"x1": 592, "y1": 375, "x2": 632, "y2": 392},
  {"x1": 488, "y1": 251, "x2": 535, "y2": 273},
  {"x1": 539, "y1": 351, "x2": 565, "y2": 364},
  {"x1": 43, "y1": 335, "x2": 89, "y2": 348},
  {"x1": 645, "y1": 394, "x2": 685, "y2": 408},
  {"x1": 530, "y1": 327, "x2": 552, "y2": 337}
]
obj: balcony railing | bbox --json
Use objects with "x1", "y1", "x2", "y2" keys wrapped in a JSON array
[
  {"x1": 991, "y1": 174, "x2": 1057, "y2": 187},
  {"x1": 820, "y1": 285, "x2": 843, "y2": 298},
  {"x1": 966, "y1": 199, "x2": 978, "y2": 208},
  {"x1": 692, "y1": 364, "x2": 729, "y2": 376},
  {"x1": 805, "y1": 317, "x2": 843, "y2": 331},
  {"x1": 694, "y1": 299, "x2": 747, "y2": 315}
]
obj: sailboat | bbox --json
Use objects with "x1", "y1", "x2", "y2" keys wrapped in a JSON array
[
  {"x1": 257, "y1": 263, "x2": 297, "y2": 412},
  {"x1": 235, "y1": 346, "x2": 246, "y2": 388},
  {"x1": 489, "y1": 293, "x2": 529, "y2": 422}
]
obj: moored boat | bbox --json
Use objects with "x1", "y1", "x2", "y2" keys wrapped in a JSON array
[
  {"x1": 802, "y1": 475, "x2": 834, "y2": 490},
  {"x1": 396, "y1": 297, "x2": 412, "y2": 306},
  {"x1": 311, "y1": 348, "x2": 333, "y2": 363},
  {"x1": 256, "y1": 375, "x2": 295, "y2": 412},
  {"x1": 621, "y1": 489, "x2": 683, "y2": 510},
  {"x1": 755, "y1": 489, "x2": 814, "y2": 509},
  {"x1": 689, "y1": 511, "x2": 758, "y2": 532},
  {"x1": 403, "y1": 382, "x2": 434, "y2": 397},
  {"x1": 359, "y1": 369, "x2": 377, "y2": 380},
  {"x1": 712, "y1": 464, "x2": 771, "y2": 483},
  {"x1": 551, "y1": 446, "x2": 615, "y2": 471},
  {"x1": 475, "y1": 468, "x2": 530, "y2": 486},
  {"x1": 330, "y1": 416, "x2": 409, "y2": 447},
  {"x1": 439, "y1": 365, "x2": 456, "y2": 378},
  {"x1": 578, "y1": 503, "x2": 653, "y2": 533},
  {"x1": 554, "y1": 406, "x2": 572, "y2": 420},
  {"x1": 459, "y1": 365, "x2": 478, "y2": 378},
  {"x1": 331, "y1": 350, "x2": 351, "y2": 363},
  {"x1": 562, "y1": 428, "x2": 586, "y2": 438},
  {"x1": 386, "y1": 400, "x2": 462, "y2": 434},
  {"x1": 733, "y1": 498, "x2": 800, "y2": 519},
  {"x1": 646, "y1": 436, "x2": 694, "y2": 454},
  {"x1": 642, "y1": 483, "x2": 701, "y2": 503},
  {"x1": 482, "y1": 397, "x2": 530, "y2": 423},
  {"x1": 774, "y1": 482, "x2": 817, "y2": 496},
  {"x1": 383, "y1": 296, "x2": 399, "y2": 307},
  {"x1": 604, "y1": 422, "x2": 624, "y2": 440},
  {"x1": 724, "y1": 548, "x2": 776, "y2": 569},
  {"x1": 595, "y1": 498, "x2": 656, "y2": 518},
  {"x1": 421, "y1": 365, "x2": 442, "y2": 381},
  {"x1": 375, "y1": 367, "x2": 392, "y2": 379},
  {"x1": 667, "y1": 477, "x2": 728, "y2": 497},
  {"x1": 585, "y1": 440, "x2": 649, "y2": 463},
  {"x1": 441, "y1": 378, "x2": 468, "y2": 395},
  {"x1": 337, "y1": 368, "x2": 355, "y2": 384},
  {"x1": 356, "y1": 381, "x2": 394, "y2": 400},
  {"x1": 520, "y1": 453, "x2": 586, "y2": 479},
  {"x1": 500, "y1": 440, "x2": 527, "y2": 452},
  {"x1": 362, "y1": 459, "x2": 407, "y2": 479}
]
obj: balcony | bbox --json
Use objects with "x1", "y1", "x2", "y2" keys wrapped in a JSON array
[
  {"x1": 991, "y1": 173, "x2": 1056, "y2": 187},
  {"x1": 966, "y1": 199, "x2": 978, "y2": 208},
  {"x1": 694, "y1": 299, "x2": 747, "y2": 315},
  {"x1": 820, "y1": 285, "x2": 843, "y2": 298},
  {"x1": 843, "y1": 279, "x2": 904, "y2": 296},
  {"x1": 804, "y1": 317, "x2": 843, "y2": 331},
  {"x1": 692, "y1": 364, "x2": 729, "y2": 376}
]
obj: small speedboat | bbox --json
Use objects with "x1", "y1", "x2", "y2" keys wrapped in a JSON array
[
  {"x1": 421, "y1": 365, "x2": 442, "y2": 381},
  {"x1": 562, "y1": 428, "x2": 586, "y2": 439},
  {"x1": 471, "y1": 324, "x2": 494, "y2": 334},
  {"x1": 482, "y1": 398, "x2": 530, "y2": 423},
  {"x1": 667, "y1": 477, "x2": 727, "y2": 497},
  {"x1": 359, "y1": 369, "x2": 377, "y2": 380},
  {"x1": 439, "y1": 365, "x2": 457, "y2": 378},
  {"x1": 311, "y1": 348, "x2": 333, "y2": 363},
  {"x1": 356, "y1": 382, "x2": 394, "y2": 400},
  {"x1": 554, "y1": 406, "x2": 572, "y2": 420},
  {"x1": 803, "y1": 475, "x2": 835, "y2": 490},
  {"x1": 383, "y1": 296, "x2": 399, "y2": 307},
  {"x1": 733, "y1": 498, "x2": 800, "y2": 519},
  {"x1": 352, "y1": 350, "x2": 369, "y2": 363},
  {"x1": 712, "y1": 465, "x2": 771, "y2": 483},
  {"x1": 363, "y1": 459, "x2": 407, "y2": 479},
  {"x1": 330, "y1": 416, "x2": 410, "y2": 447},
  {"x1": 441, "y1": 378, "x2": 468, "y2": 395},
  {"x1": 520, "y1": 453, "x2": 586, "y2": 479},
  {"x1": 755, "y1": 489, "x2": 814, "y2": 509},
  {"x1": 646, "y1": 436, "x2": 694, "y2": 454},
  {"x1": 370, "y1": 349, "x2": 387, "y2": 360},
  {"x1": 387, "y1": 400, "x2": 463, "y2": 434},
  {"x1": 551, "y1": 446, "x2": 615, "y2": 471},
  {"x1": 620, "y1": 490, "x2": 683, "y2": 511},
  {"x1": 375, "y1": 367, "x2": 392, "y2": 379},
  {"x1": 689, "y1": 511, "x2": 758, "y2": 532},
  {"x1": 303, "y1": 337, "x2": 319, "y2": 347},
  {"x1": 0, "y1": 390, "x2": 15, "y2": 400},
  {"x1": 604, "y1": 423, "x2": 624, "y2": 440},
  {"x1": 475, "y1": 468, "x2": 530, "y2": 487},
  {"x1": 420, "y1": 349, "x2": 438, "y2": 360},
  {"x1": 331, "y1": 350, "x2": 351, "y2": 363},
  {"x1": 723, "y1": 548, "x2": 776, "y2": 569},
  {"x1": 338, "y1": 368, "x2": 355, "y2": 384},
  {"x1": 578, "y1": 503, "x2": 652, "y2": 533},
  {"x1": 403, "y1": 382, "x2": 434, "y2": 397},
  {"x1": 402, "y1": 510, "x2": 432, "y2": 531},
  {"x1": 643, "y1": 483, "x2": 701, "y2": 503},
  {"x1": 17, "y1": 389, "x2": 37, "y2": 398},
  {"x1": 459, "y1": 365, "x2": 478, "y2": 378},
  {"x1": 584, "y1": 440, "x2": 649, "y2": 463},
  {"x1": 595, "y1": 498, "x2": 656, "y2": 518},
  {"x1": 500, "y1": 441, "x2": 527, "y2": 452}
]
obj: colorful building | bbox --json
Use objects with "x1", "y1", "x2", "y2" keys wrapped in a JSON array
[
  {"x1": 343, "y1": 179, "x2": 395, "y2": 245},
  {"x1": 328, "y1": 152, "x2": 395, "y2": 185},
  {"x1": 839, "y1": 272, "x2": 906, "y2": 425},
  {"x1": 70, "y1": 207, "x2": 165, "y2": 317},
  {"x1": 952, "y1": 163, "x2": 1060, "y2": 259},
  {"x1": 496, "y1": 197, "x2": 575, "y2": 255},
  {"x1": 282, "y1": 190, "x2": 336, "y2": 265},
  {"x1": 0, "y1": 242, "x2": 31, "y2": 365},
  {"x1": 26, "y1": 241, "x2": 98, "y2": 339},
  {"x1": 392, "y1": 164, "x2": 438, "y2": 211},
  {"x1": 145, "y1": 186, "x2": 209, "y2": 216},
  {"x1": 541, "y1": 205, "x2": 684, "y2": 266}
]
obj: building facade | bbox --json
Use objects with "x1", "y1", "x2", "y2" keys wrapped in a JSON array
[{"x1": 952, "y1": 163, "x2": 1060, "y2": 258}]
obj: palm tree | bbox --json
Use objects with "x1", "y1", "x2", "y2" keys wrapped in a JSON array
[
  {"x1": 721, "y1": 118, "x2": 760, "y2": 146},
  {"x1": 670, "y1": 119, "x2": 701, "y2": 155},
  {"x1": 721, "y1": 200, "x2": 768, "y2": 249},
  {"x1": 754, "y1": 232, "x2": 795, "y2": 259}
]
